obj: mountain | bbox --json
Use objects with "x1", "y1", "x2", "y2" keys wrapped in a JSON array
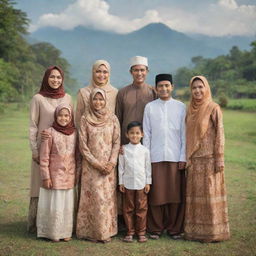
[{"x1": 30, "y1": 23, "x2": 254, "y2": 90}]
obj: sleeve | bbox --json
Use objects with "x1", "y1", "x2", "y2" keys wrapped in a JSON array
[
  {"x1": 29, "y1": 96, "x2": 40, "y2": 157},
  {"x1": 118, "y1": 153, "x2": 125, "y2": 185},
  {"x1": 142, "y1": 104, "x2": 151, "y2": 150},
  {"x1": 145, "y1": 149, "x2": 152, "y2": 184},
  {"x1": 115, "y1": 90, "x2": 123, "y2": 128},
  {"x1": 179, "y1": 106, "x2": 186, "y2": 162},
  {"x1": 109, "y1": 116, "x2": 121, "y2": 165},
  {"x1": 39, "y1": 130, "x2": 53, "y2": 181},
  {"x1": 75, "y1": 90, "x2": 85, "y2": 128},
  {"x1": 75, "y1": 134, "x2": 82, "y2": 182},
  {"x1": 78, "y1": 115, "x2": 102, "y2": 170},
  {"x1": 213, "y1": 106, "x2": 225, "y2": 172}
]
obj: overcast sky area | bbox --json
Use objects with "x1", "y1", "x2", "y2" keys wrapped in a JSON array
[{"x1": 16, "y1": 0, "x2": 256, "y2": 36}]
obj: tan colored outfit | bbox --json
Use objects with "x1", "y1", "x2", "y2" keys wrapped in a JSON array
[
  {"x1": 76, "y1": 88, "x2": 120, "y2": 241},
  {"x1": 75, "y1": 60, "x2": 118, "y2": 127},
  {"x1": 115, "y1": 83, "x2": 157, "y2": 145},
  {"x1": 184, "y1": 76, "x2": 230, "y2": 242},
  {"x1": 28, "y1": 93, "x2": 72, "y2": 232}
]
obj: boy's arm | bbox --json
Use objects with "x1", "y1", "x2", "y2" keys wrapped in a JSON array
[
  {"x1": 142, "y1": 104, "x2": 151, "y2": 150},
  {"x1": 145, "y1": 149, "x2": 152, "y2": 185},
  {"x1": 179, "y1": 106, "x2": 186, "y2": 163}
]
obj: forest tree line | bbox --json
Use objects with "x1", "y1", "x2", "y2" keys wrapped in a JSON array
[
  {"x1": 0, "y1": 0, "x2": 78, "y2": 103},
  {"x1": 174, "y1": 42, "x2": 256, "y2": 101}
]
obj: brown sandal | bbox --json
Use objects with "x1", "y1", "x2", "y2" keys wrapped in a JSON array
[
  {"x1": 123, "y1": 235, "x2": 133, "y2": 243},
  {"x1": 63, "y1": 237, "x2": 72, "y2": 242},
  {"x1": 138, "y1": 235, "x2": 148, "y2": 243}
]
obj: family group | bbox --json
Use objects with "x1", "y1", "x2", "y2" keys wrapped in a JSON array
[{"x1": 27, "y1": 56, "x2": 230, "y2": 244}]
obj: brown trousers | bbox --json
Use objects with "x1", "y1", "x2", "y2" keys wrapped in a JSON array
[
  {"x1": 147, "y1": 203, "x2": 185, "y2": 235},
  {"x1": 123, "y1": 188, "x2": 148, "y2": 236}
]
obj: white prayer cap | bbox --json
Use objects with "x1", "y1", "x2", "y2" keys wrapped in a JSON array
[{"x1": 130, "y1": 56, "x2": 148, "y2": 68}]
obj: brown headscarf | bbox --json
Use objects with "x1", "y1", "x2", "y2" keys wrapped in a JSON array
[
  {"x1": 89, "y1": 60, "x2": 114, "y2": 93},
  {"x1": 186, "y1": 75, "x2": 218, "y2": 167},
  {"x1": 52, "y1": 103, "x2": 75, "y2": 135},
  {"x1": 86, "y1": 88, "x2": 112, "y2": 127},
  {"x1": 39, "y1": 66, "x2": 65, "y2": 99}
]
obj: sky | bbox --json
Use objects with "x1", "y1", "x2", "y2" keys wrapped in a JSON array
[{"x1": 16, "y1": 0, "x2": 256, "y2": 36}]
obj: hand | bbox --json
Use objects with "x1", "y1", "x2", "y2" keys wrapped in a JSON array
[
  {"x1": 215, "y1": 165, "x2": 224, "y2": 173},
  {"x1": 43, "y1": 179, "x2": 52, "y2": 189},
  {"x1": 119, "y1": 145, "x2": 124, "y2": 155},
  {"x1": 103, "y1": 162, "x2": 115, "y2": 174},
  {"x1": 178, "y1": 162, "x2": 186, "y2": 170},
  {"x1": 32, "y1": 154, "x2": 40, "y2": 164},
  {"x1": 41, "y1": 130, "x2": 51, "y2": 141},
  {"x1": 144, "y1": 184, "x2": 150, "y2": 194},
  {"x1": 119, "y1": 185, "x2": 125, "y2": 193}
]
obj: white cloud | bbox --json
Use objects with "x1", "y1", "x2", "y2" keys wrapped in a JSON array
[
  {"x1": 30, "y1": 0, "x2": 256, "y2": 36},
  {"x1": 30, "y1": 0, "x2": 162, "y2": 33}
]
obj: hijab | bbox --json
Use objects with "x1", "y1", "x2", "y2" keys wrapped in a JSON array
[
  {"x1": 186, "y1": 75, "x2": 218, "y2": 167},
  {"x1": 85, "y1": 88, "x2": 112, "y2": 127},
  {"x1": 52, "y1": 103, "x2": 75, "y2": 135},
  {"x1": 89, "y1": 60, "x2": 114, "y2": 93},
  {"x1": 39, "y1": 66, "x2": 65, "y2": 99}
]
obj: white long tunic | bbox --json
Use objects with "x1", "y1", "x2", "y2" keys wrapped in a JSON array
[
  {"x1": 118, "y1": 143, "x2": 152, "y2": 190},
  {"x1": 143, "y1": 98, "x2": 186, "y2": 163}
]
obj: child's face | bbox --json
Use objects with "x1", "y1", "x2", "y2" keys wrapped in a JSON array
[
  {"x1": 92, "y1": 92, "x2": 106, "y2": 111},
  {"x1": 126, "y1": 126, "x2": 143, "y2": 144},
  {"x1": 156, "y1": 80, "x2": 173, "y2": 100},
  {"x1": 57, "y1": 108, "x2": 71, "y2": 127}
]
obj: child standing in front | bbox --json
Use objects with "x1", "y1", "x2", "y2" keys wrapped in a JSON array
[
  {"x1": 118, "y1": 121, "x2": 152, "y2": 243},
  {"x1": 37, "y1": 103, "x2": 79, "y2": 242}
]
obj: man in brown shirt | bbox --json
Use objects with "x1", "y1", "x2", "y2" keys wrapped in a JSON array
[
  {"x1": 116, "y1": 56, "x2": 157, "y2": 145},
  {"x1": 115, "y1": 56, "x2": 156, "y2": 230}
]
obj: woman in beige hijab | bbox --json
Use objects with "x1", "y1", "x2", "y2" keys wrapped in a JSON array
[
  {"x1": 184, "y1": 75, "x2": 230, "y2": 242},
  {"x1": 75, "y1": 60, "x2": 118, "y2": 127},
  {"x1": 76, "y1": 88, "x2": 120, "y2": 243}
]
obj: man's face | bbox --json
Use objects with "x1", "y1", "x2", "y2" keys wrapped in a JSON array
[
  {"x1": 156, "y1": 80, "x2": 173, "y2": 100},
  {"x1": 130, "y1": 65, "x2": 148, "y2": 84}
]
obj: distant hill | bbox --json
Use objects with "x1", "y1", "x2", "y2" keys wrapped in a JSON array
[{"x1": 30, "y1": 23, "x2": 255, "y2": 89}]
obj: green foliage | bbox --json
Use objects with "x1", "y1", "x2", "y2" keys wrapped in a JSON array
[
  {"x1": 218, "y1": 93, "x2": 228, "y2": 108},
  {"x1": 0, "y1": 0, "x2": 78, "y2": 102},
  {"x1": 175, "y1": 42, "x2": 256, "y2": 101},
  {"x1": 226, "y1": 99, "x2": 256, "y2": 111}
]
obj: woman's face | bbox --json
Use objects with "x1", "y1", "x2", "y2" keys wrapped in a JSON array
[
  {"x1": 48, "y1": 69, "x2": 63, "y2": 89},
  {"x1": 93, "y1": 64, "x2": 109, "y2": 86},
  {"x1": 92, "y1": 93, "x2": 106, "y2": 111},
  {"x1": 191, "y1": 79, "x2": 206, "y2": 101},
  {"x1": 56, "y1": 108, "x2": 71, "y2": 127}
]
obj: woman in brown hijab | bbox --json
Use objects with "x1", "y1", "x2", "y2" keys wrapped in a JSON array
[
  {"x1": 184, "y1": 75, "x2": 230, "y2": 242},
  {"x1": 76, "y1": 88, "x2": 120, "y2": 243},
  {"x1": 75, "y1": 60, "x2": 118, "y2": 127},
  {"x1": 28, "y1": 66, "x2": 72, "y2": 233}
]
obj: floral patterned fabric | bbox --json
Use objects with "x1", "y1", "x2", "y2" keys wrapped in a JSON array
[
  {"x1": 76, "y1": 114, "x2": 120, "y2": 241},
  {"x1": 184, "y1": 106, "x2": 230, "y2": 242}
]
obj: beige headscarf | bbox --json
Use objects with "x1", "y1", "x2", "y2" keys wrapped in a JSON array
[
  {"x1": 89, "y1": 60, "x2": 113, "y2": 93},
  {"x1": 186, "y1": 75, "x2": 218, "y2": 167},
  {"x1": 86, "y1": 88, "x2": 112, "y2": 127}
]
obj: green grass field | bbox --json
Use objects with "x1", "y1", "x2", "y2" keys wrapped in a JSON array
[{"x1": 0, "y1": 108, "x2": 256, "y2": 256}]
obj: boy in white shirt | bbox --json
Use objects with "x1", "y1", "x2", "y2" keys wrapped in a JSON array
[
  {"x1": 118, "y1": 121, "x2": 152, "y2": 243},
  {"x1": 143, "y1": 74, "x2": 186, "y2": 240}
]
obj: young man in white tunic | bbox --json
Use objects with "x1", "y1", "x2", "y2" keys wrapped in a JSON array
[{"x1": 143, "y1": 74, "x2": 186, "y2": 239}]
